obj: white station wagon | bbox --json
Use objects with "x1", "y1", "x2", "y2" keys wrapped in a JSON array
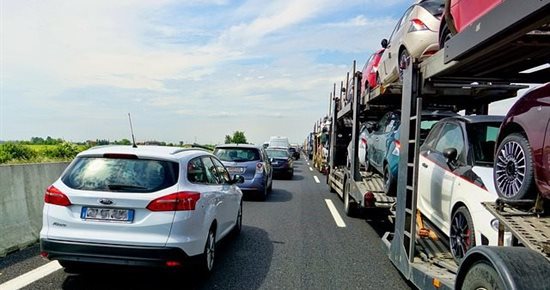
[{"x1": 40, "y1": 146, "x2": 243, "y2": 274}]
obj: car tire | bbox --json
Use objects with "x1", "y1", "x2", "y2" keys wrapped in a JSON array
[
  {"x1": 287, "y1": 170, "x2": 294, "y2": 180},
  {"x1": 199, "y1": 227, "x2": 216, "y2": 275},
  {"x1": 383, "y1": 164, "x2": 396, "y2": 196},
  {"x1": 343, "y1": 177, "x2": 358, "y2": 217},
  {"x1": 462, "y1": 261, "x2": 505, "y2": 290},
  {"x1": 267, "y1": 177, "x2": 273, "y2": 192},
  {"x1": 439, "y1": 22, "x2": 452, "y2": 50},
  {"x1": 450, "y1": 206, "x2": 475, "y2": 263},
  {"x1": 231, "y1": 202, "x2": 242, "y2": 237},
  {"x1": 494, "y1": 133, "x2": 536, "y2": 201},
  {"x1": 258, "y1": 184, "x2": 268, "y2": 201},
  {"x1": 398, "y1": 48, "x2": 410, "y2": 82}
]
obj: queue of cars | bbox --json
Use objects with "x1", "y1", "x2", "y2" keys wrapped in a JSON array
[{"x1": 39, "y1": 136, "x2": 304, "y2": 276}]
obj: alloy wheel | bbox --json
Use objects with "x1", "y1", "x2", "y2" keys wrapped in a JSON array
[
  {"x1": 450, "y1": 210, "x2": 472, "y2": 260},
  {"x1": 495, "y1": 141, "x2": 526, "y2": 198}
]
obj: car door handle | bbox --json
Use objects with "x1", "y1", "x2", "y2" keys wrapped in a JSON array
[{"x1": 422, "y1": 163, "x2": 428, "y2": 168}]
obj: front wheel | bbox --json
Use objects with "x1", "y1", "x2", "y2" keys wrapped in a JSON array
[
  {"x1": 461, "y1": 261, "x2": 505, "y2": 290},
  {"x1": 383, "y1": 164, "x2": 396, "y2": 196},
  {"x1": 494, "y1": 133, "x2": 535, "y2": 201},
  {"x1": 450, "y1": 206, "x2": 475, "y2": 262},
  {"x1": 439, "y1": 22, "x2": 452, "y2": 49}
]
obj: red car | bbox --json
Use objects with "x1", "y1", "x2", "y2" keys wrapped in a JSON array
[
  {"x1": 360, "y1": 49, "x2": 384, "y2": 97},
  {"x1": 439, "y1": 0, "x2": 503, "y2": 48},
  {"x1": 494, "y1": 83, "x2": 550, "y2": 201}
]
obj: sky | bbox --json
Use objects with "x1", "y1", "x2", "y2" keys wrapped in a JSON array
[{"x1": 0, "y1": 0, "x2": 528, "y2": 145}]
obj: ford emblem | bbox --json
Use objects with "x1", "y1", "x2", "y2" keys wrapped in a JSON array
[{"x1": 99, "y1": 199, "x2": 114, "y2": 205}]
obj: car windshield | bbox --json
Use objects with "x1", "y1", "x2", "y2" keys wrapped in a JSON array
[
  {"x1": 467, "y1": 122, "x2": 501, "y2": 166},
  {"x1": 419, "y1": 0, "x2": 444, "y2": 17},
  {"x1": 61, "y1": 157, "x2": 179, "y2": 193},
  {"x1": 266, "y1": 149, "x2": 289, "y2": 158},
  {"x1": 214, "y1": 148, "x2": 260, "y2": 162}
]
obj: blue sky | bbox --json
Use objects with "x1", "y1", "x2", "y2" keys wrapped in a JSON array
[{"x1": 0, "y1": 0, "x2": 518, "y2": 145}]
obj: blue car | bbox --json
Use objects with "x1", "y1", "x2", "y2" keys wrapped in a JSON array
[
  {"x1": 366, "y1": 110, "x2": 457, "y2": 195},
  {"x1": 214, "y1": 144, "x2": 273, "y2": 200}
]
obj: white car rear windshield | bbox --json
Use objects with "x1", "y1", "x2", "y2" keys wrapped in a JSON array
[{"x1": 61, "y1": 157, "x2": 179, "y2": 193}]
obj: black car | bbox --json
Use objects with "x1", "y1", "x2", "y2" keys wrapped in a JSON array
[
  {"x1": 288, "y1": 146, "x2": 300, "y2": 160},
  {"x1": 266, "y1": 148, "x2": 294, "y2": 179}
]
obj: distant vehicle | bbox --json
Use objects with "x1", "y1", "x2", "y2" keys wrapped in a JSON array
[
  {"x1": 262, "y1": 142, "x2": 269, "y2": 149},
  {"x1": 266, "y1": 148, "x2": 294, "y2": 179},
  {"x1": 213, "y1": 144, "x2": 273, "y2": 200},
  {"x1": 417, "y1": 115, "x2": 505, "y2": 261},
  {"x1": 360, "y1": 49, "x2": 385, "y2": 96},
  {"x1": 268, "y1": 136, "x2": 290, "y2": 149},
  {"x1": 377, "y1": 0, "x2": 444, "y2": 85},
  {"x1": 494, "y1": 83, "x2": 550, "y2": 201},
  {"x1": 40, "y1": 146, "x2": 243, "y2": 274},
  {"x1": 288, "y1": 146, "x2": 300, "y2": 160},
  {"x1": 439, "y1": 0, "x2": 503, "y2": 48},
  {"x1": 361, "y1": 110, "x2": 457, "y2": 195}
]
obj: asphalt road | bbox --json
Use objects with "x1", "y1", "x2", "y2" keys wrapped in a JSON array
[{"x1": 0, "y1": 155, "x2": 411, "y2": 290}]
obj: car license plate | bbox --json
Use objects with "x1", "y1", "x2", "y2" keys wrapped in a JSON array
[{"x1": 81, "y1": 207, "x2": 134, "y2": 222}]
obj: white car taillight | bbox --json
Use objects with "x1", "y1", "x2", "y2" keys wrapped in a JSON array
[
  {"x1": 146, "y1": 192, "x2": 200, "y2": 211},
  {"x1": 44, "y1": 185, "x2": 72, "y2": 206}
]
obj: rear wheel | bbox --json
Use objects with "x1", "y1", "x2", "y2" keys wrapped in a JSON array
[
  {"x1": 199, "y1": 228, "x2": 216, "y2": 275},
  {"x1": 258, "y1": 183, "x2": 268, "y2": 201},
  {"x1": 398, "y1": 49, "x2": 410, "y2": 81},
  {"x1": 462, "y1": 260, "x2": 505, "y2": 290},
  {"x1": 450, "y1": 206, "x2": 475, "y2": 262},
  {"x1": 494, "y1": 133, "x2": 535, "y2": 201}
]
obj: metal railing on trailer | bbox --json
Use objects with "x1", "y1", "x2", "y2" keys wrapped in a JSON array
[{"x1": 385, "y1": 1, "x2": 550, "y2": 289}]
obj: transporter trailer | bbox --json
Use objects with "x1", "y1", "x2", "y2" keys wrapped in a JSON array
[{"x1": 382, "y1": 1, "x2": 550, "y2": 289}]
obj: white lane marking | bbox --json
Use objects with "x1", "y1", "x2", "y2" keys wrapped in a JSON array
[
  {"x1": 0, "y1": 261, "x2": 62, "y2": 290},
  {"x1": 309, "y1": 167, "x2": 313, "y2": 171},
  {"x1": 306, "y1": 162, "x2": 310, "y2": 166},
  {"x1": 325, "y1": 199, "x2": 346, "y2": 227},
  {"x1": 313, "y1": 176, "x2": 320, "y2": 183}
]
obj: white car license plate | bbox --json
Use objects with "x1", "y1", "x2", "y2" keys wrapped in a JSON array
[{"x1": 81, "y1": 207, "x2": 134, "y2": 222}]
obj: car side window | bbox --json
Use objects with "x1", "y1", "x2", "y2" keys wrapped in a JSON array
[
  {"x1": 187, "y1": 157, "x2": 207, "y2": 184},
  {"x1": 435, "y1": 123, "x2": 466, "y2": 163},
  {"x1": 201, "y1": 156, "x2": 220, "y2": 185},
  {"x1": 211, "y1": 157, "x2": 231, "y2": 184}
]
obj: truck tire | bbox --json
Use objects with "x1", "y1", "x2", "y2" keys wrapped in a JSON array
[
  {"x1": 343, "y1": 177, "x2": 358, "y2": 217},
  {"x1": 461, "y1": 261, "x2": 505, "y2": 290}
]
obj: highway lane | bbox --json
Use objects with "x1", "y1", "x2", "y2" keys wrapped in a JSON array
[{"x1": 0, "y1": 155, "x2": 411, "y2": 290}]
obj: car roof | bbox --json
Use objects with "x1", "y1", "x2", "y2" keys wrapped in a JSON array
[
  {"x1": 215, "y1": 143, "x2": 260, "y2": 149},
  {"x1": 77, "y1": 145, "x2": 209, "y2": 161},
  {"x1": 444, "y1": 115, "x2": 505, "y2": 124}
]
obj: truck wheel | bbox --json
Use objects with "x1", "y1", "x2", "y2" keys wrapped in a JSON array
[
  {"x1": 494, "y1": 133, "x2": 535, "y2": 201},
  {"x1": 450, "y1": 206, "x2": 475, "y2": 262},
  {"x1": 462, "y1": 261, "x2": 505, "y2": 290},
  {"x1": 344, "y1": 178, "x2": 358, "y2": 217}
]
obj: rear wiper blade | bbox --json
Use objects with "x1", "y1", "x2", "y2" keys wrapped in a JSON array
[{"x1": 107, "y1": 184, "x2": 148, "y2": 190}]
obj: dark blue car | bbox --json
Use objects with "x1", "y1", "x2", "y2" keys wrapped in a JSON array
[
  {"x1": 214, "y1": 144, "x2": 273, "y2": 200},
  {"x1": 266, "y1": 148, "x2": 294, "y2": 179}
]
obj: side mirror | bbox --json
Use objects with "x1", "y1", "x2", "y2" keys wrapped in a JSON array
[
  {"x1": 381, "y1": 39, "x2": 388, "y2": 49},
  {"x1": 443, "y1": 148, "x2": 458, "y2": 162},
  {"x1": 233, "y1": 174, "x2": 245, "y2": 184}
]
